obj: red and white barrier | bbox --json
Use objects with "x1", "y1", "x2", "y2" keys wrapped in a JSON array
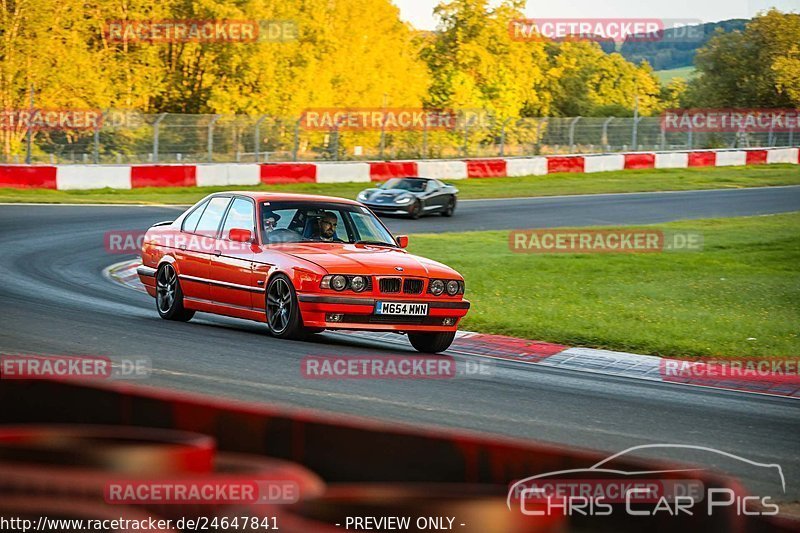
[
  {"x1": 196, "y1": 163, "x2": 260, "y2": 187},
  {"x1": 584, "y1": 154, "x2": 625, "y2": 173},
  {"x1": 0, "y1": 148, "x2": 797, "y2": 189},
  {"x1": 505, "y1": 157, "x2": 547, "y2": 177},
  {"x1": 654, "y1": 152, "x2": 689, "y2": 169},
  {"x1": 316, "y1": 162, "x2": 370, "y2": 183}
]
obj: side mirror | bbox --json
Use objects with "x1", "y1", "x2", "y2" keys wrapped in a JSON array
[
  {"x1": 396, "y1": 235, "x2": 409, "y2": 248},
  {"x1": 228, "y1": 228, "x2": 252, "y2": 243}
]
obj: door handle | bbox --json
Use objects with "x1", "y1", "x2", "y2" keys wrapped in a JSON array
[
  {"x1": 179, "y1": 245, "x2": 186, "y2": 250},
  {"x1": 214, "y1": 249, "x2": 221, "y2": 256}
]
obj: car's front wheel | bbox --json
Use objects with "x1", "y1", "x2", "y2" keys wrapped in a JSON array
[
  {"x1": 266, "y1": 274, "x2": 305, "y2": 339},
  {"x1": 156, "y1": 264, "x2": 195, "y2": 322},
  {"x1": 409, "y1": 200, "x2": 423, "y2": 219},
  {"x1": 408, "y1": 331, "x2": 456, "y2": 353}
]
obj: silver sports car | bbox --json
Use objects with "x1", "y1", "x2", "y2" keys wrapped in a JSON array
[{"x1": 357, "y1": 177, "x2": 459, "y2": 219}]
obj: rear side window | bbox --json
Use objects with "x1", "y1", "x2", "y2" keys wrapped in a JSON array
[
  {"x1": 181, "y1": 200, "x2": 209, "y2": 233},
  {"x1": 194, "y1": 196, "x2": 231, "y2": 237}
]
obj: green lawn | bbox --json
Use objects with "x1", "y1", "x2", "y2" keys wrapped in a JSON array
[
  {"x1": 0, "y1": 164, "x2": 798, "y2": 204},
  {"x1": 407, "y1": 213, "x2": 800, "y2": 358},
  {"x1": 654, "y1": 65, "x2": 696, "y2": 84}
]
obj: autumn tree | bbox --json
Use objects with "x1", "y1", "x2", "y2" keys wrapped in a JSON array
[{"x1": 686, "y1": 10, "x2": 800, "y2": 107}]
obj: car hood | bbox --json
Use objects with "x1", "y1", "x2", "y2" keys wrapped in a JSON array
[{"x1": 268, "y1": 243, "x2": 459, "y2": 278}]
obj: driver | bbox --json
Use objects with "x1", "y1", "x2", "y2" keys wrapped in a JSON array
[
  {"x1": 261, "y1": 210, "x2": 281, "y2": 240},
  {"x1": 315, "y1": 211, "x2": 341, "y2": 242}
]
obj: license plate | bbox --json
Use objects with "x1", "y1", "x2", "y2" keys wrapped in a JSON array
[{"x1": 375, "y1": 301, "x2": 428, "y2": 316}]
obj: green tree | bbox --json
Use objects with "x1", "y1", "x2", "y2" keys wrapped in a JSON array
[{"x1": 687, "y1": 10, "x2": 800, "y2": 107}]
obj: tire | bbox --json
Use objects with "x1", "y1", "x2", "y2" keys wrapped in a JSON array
[
  {"x1": 408, "y1": 331, "x2": 456, "y2": 354},
  {"x1": 265, "y1": 274, "x2": 305, "y2": 339},
  {"x1": 441, "y1": 196, "x2": 456, "y2": 217},
  {"x1": 409, "y1": 200, "x2": 423, "y2": 219},
  {"x1": 155, "y1": 263, "x2": 195, "y2": 322}
]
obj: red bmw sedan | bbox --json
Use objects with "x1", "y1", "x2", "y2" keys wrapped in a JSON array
[{"x1": 137, "y1": 192, "x2": 469, "y2": 353}]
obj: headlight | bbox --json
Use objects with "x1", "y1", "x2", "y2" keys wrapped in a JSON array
[
  {"x1": 446, "y1": 280, "x2": 460, "y2": 295},
  {"x1": 331, "y1": 275, "x2": 347, "y2": 291},
  {"x1": 357, "y1": 191, "x2": 369, "y2": 201},
  {"x1": 395, "y1": 195, "x2": 413, "y2": 204},
  {"x1": 430, "y1": 279, "x2": 445, "y2": 296},
  {"x1": 350, "y1": 275, "x2": 367, "y2": 292}
]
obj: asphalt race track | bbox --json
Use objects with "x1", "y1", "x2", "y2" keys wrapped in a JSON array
[{"x1": 1, "y1": 186, "x2": 799, "y2": 504}]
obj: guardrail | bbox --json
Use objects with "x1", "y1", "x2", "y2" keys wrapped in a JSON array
[
  {"x1": 0, "y1": 148, "x2": 797, "y2": 189},
  {"x1": 5, "y1": 114, "x2": 799, "y2": 165}
]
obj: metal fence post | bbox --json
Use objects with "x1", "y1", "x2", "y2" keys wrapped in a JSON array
[
  {"x1": 25, "y1": 84, "x2": 34, "y2": 164},
  {"x1": 332, "y1": 125, "x2": 339, "y2": 161},
  {"x1": 93, "y1": 119, "x2": 101, "y2": 164},
  {"x1": 421, "y1": 120, "x2": 428, "y2": 158},
  {"x1": 660, "y1": 120, "x2": 666, "y2": 151},
  {"x1": 602, "y1": 117, "x2": 613, "y2": 152},
  {"x1": 462, "y1": 115, "x2": 469, "y2": 157},
  {"x1": 767, "y1": 123, "x2": 774, "y2": 147},
  {"x1": 207, "y1": 115, "x2": 220, "y2": 162},
  {"x1": 534, "y1": 119, "x2": 544, "y2": 155},
  {"x1": 789, "y1": 125, "x2": 795, "y2": 147},
  {"x1": 379, "y1": 121, "x2": 386, "y2": 159},
  {"x1": 631, "y1": 116, "x2": 642, "y2": 151},
  {"x1": 568, "y1": 117, "x2": 581, "y2": 153},
  {"x1": 499, "y1": 118, "x2": 511, "y2": 156},
  {"x1": 292, "y1": 117, "x2": 301, "y2": 161},
  {"x1": 152, "y1": 113, "x2": 167, "y2": 163},
  {"x1": 254, "y1": 115, "x2": 268, "y2": 162}
]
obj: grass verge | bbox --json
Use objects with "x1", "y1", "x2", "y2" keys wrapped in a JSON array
[
  {"x1": 0, "y1": 164, "x2": 797, "y2": 204},
  {"x1": 407, "y1": 212, "x2": 800, "y2": 358}
]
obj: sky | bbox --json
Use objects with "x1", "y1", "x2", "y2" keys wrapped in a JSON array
[{"x1": 393, "y1": 0, "x2": 800, "y2": 30}]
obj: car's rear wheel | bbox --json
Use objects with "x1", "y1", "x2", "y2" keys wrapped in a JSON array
[
  {"x1": 409, "y1": 200, "x2": 423, "y2": 219},
  {"x1": 442, "y1": 196, "x2": 456, "y2": 217},
  {"x1": 408, "y1": 331, "x2": 456, "y2": 353},
  {"x1": 156, "y1": 264, "x2": 195, "y2": 322},
  {"x1": 266, "y1": 274, "x2": 305, "y2": 339}
]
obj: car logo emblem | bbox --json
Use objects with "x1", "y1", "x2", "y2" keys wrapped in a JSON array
[{"x1": 395, "y1": 266, "x2": 403, "y2": 272}]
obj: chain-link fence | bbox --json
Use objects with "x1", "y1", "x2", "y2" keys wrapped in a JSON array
[{"x1": 6, "y1": 112, "x2": 799, "y2": 164}]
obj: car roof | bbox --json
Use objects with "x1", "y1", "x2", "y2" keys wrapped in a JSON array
[{"x1": 214, "y1": 191, "x2": 362, "y2": 205}]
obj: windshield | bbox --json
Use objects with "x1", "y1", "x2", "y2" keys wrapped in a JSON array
[
  {"x1": 380, "y1": 178, "x2": 427, "y2": 192},
  {"x1": 259, "y1": 201, "x2": 397, "y2": 246}
]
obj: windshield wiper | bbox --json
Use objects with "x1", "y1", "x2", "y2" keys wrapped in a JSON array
[{"x1": 353, "y1": 240, "x2": 396, "y2": 247}]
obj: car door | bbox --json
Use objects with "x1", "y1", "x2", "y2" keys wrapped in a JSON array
[
  {"x1": 209, "y1": 196, "x2": 258, "y2": 310},
  {"x1": 423, "y1": 179, "x2": 447, "y2": 212},
  {"x1": 180, "y1": 195, "x2": 232, "y2": 301}
]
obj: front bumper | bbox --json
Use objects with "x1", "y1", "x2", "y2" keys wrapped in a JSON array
[
  {"x1": 362, "y1": 202, "x2": 414, "y2": 215},
  {"x1": 298, "y1": 294, "x2": 469, "y2": 332},
  {"x1": 137, "y1": 265, "x2": 157, "y2": 297}
]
